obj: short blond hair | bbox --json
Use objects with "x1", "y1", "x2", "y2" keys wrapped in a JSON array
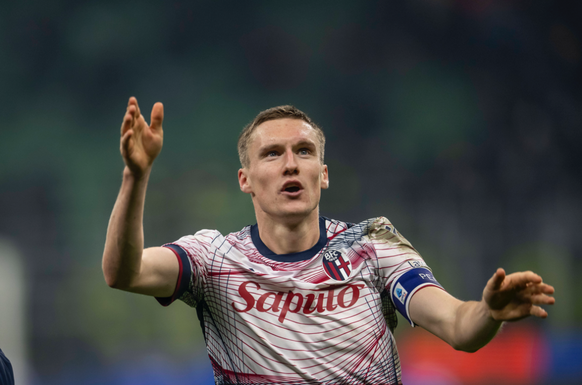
[{"x1": 237, "y1": 105, "x2": 326, "y2": 168}]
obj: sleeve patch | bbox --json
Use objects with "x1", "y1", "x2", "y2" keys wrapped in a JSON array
[
  {"x1": 391, "y1": 267, "x2": 443, "y2": 327},
  {"x1": 406, "y1": 260, "x2": 427, "y2": 269}
]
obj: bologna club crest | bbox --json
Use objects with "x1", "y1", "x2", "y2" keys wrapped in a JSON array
[{"x1": 323, "y1": 250, "x2": 352, "y2": 281}]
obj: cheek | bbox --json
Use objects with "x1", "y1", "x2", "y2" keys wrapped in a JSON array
[{"x1": 251, "y1": 169, "x2": 275, "y2": 190}]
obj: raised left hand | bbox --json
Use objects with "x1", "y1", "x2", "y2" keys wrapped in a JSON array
[{"x1": 483, "y1": 268, "x2": 555, "y2": 322}]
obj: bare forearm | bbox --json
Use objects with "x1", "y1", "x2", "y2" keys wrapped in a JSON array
[
  {"x1": 410, "y1": 287, "x2": 502, "y2": 353},
  {"x1": 411, "y1": 270, "x2": 554, "y2": 353},
  {"x1": 102, "y1": 167, "x2": 151, "y2": 288},
  {"x1": 450, "y1": 300, "x2": 502, "y2": 352}
]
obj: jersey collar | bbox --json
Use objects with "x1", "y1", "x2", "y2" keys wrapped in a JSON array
[{"x1": 250, "y1": 217, "x2": 328, "y2": 262}]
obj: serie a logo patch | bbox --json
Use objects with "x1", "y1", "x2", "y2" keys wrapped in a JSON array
[
  {"x1": 322, "y1": 250, "x2": 352, "y2": 281},
  {"x1": 394, "y1": 282, "x2": 408, "y2": 304}
]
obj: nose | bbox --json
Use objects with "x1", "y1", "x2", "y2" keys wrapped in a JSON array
[{"x1": 283, "y1": 150, "x2": 299, "y2": 175}]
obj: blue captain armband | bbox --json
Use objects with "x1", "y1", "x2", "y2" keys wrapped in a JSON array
[{"x1": 391, "y1": 267, "x2": 443, "y2": 327}]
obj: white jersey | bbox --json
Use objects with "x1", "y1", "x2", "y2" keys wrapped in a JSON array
[{"x1": 157, "y1": 217, "x2": 443, "y2": 385}]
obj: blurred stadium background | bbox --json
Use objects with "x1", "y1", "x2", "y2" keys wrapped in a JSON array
[{"x1": 0, "y1": 0, "x2": 580, "y2": 384}]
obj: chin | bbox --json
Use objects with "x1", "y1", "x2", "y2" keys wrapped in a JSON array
[
  {"x1": 255, "y1": 197, "x2": 320, "y2": 221},
  {"x1": 279, "y1": 203, "x2": 318, "y2": 218}
]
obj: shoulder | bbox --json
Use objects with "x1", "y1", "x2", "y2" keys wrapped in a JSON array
[
  {"x1": 367, "y1": 216, "x2": 401, "y2": 238},
  {"x1": 321, "y1": 216, "x2": 385, "y2": 249},
  {"x1": 167, "y1": 224, "x2": 255, "y2": 254},
  {"x1": 226, "y1": 224, "x2": 252, "y2": 242},
  {"x1": 165, "y1": 228, "x2": 224, "y2": 255},
  {"x1": 323, "y1": 216, "x2": 397, "y2": 239},
  {"x1": 325, "y1": 216, "x2": 417, "y2": 255},
  {"x1": 321, "y1": 216, "x2": 354, "y2": 234},
  {"x1": 175, "y1": 228, "x2": 223, "y2": 239}
]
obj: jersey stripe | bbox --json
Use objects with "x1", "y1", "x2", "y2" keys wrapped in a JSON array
[{"x1": 159, "y1": 216, "x2": 438, "y2": 384}]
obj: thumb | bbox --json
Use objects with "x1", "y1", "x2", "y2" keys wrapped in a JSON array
[
  {"x1": 150, "y1": 102, "x2": 164, "y2": 131},
  {"x1": 488, "y1": 268, "x2": 506, "y2": 291}
]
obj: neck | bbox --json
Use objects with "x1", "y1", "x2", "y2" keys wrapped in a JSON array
[{"x1": 255, "y1": 210, "x2": 321, "y2": 255}]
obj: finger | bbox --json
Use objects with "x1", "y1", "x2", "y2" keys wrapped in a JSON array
[
  {"x1": 540, "y1": 283, "x2": 555, "y2": 295},
  {"x1": 487, "y1": 268, "x2": 506, "y2": 291},
  {"x1": 533, "y1": 294, "x2": 556, "y2": 305},
  {"x1": 512, "y1": 281, "x2": 555, "y2": 305},
  {"x1": 499, "y1": 303, "x2": 536, "y2": 322},
  {"x1": 519, "y1": 282, "x2": 555, "y2": 295},
  {"x1": 517, "y1": 291, "x2": 556, "y2": 306},
  {"x1": 513, "y1": 281, "x2": 554, "y2": 297},
  {"x1": 121, "y1": 109, "x2": 134, "y2": 135},
  {"x1": 127, "y1": 97, "x2": 139, "y2": 116},
  {"x1": 126, "y1": 96, "x2": 141, "y2": 119},
  {"x1": 532, "y1": 283, "x2": 555, "y2": 296},
  {"x1": 529, "y1": 305, "x2": 549, "y2": 319},
  {"x1": 150, "y1": 102, "x2": 164, "y2": 132},
  {"x1": 505, "y1": 271, "x2": 543, "y2": 289},
  {"x1": 133, "y1": 97, "x2": 141, "y2": 119},
  {"x1": 120, "y1": 130, "x2": 133, "y2": 157}
]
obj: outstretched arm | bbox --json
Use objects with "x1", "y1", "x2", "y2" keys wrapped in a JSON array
[
  {"x1": 409, "y1": 268, "x2": 555, "y2": 352},
  {"x1": 102, "y1": 97, "x2": 179, "y2": 297}
]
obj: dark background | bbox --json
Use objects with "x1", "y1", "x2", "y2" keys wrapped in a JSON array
[{"x1": 0, "y1": 0, "x2": 580, "y2": 384}]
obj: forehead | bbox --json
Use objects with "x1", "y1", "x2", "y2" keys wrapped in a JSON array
[{"x1": 250, "y1": 118, "x2": 318, "y2": 149}]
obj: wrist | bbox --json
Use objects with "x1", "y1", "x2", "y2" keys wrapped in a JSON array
[
  {"x1": 123, "y1": 165, "x2": 152, "y2": 183},
  {"x1": 481, "y1": 298, "x2": 503, "y2": 324}
]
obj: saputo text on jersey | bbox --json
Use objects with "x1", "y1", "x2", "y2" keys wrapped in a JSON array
[{"x1": 232, "y1": 281, "x2": 366, "y2": 323}]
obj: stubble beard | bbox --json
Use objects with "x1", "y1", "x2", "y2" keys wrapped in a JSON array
[{"x1": 253, "y1": 195, "x2": 320, "y2": 227}]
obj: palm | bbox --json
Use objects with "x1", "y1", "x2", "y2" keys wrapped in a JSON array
[
  {"x1": 120, "y1": 98, "x2": 164, "y2": 175},
  {"x1": 484, "y1": 281, "x2": 529, "y2": 321}
]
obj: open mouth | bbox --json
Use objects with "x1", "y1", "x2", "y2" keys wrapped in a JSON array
[{"x1": 281, "y1": 181, "x2": 303, "y2": 194}]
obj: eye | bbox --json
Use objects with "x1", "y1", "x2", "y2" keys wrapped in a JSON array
[
  {"x1": 266, "y1": 150, "x2": 279, "y2": 157},
  {"x1": 298, "y1": 148, "x2": 311, "y2": 155}
]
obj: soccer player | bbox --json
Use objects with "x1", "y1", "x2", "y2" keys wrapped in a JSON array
[
  {"x1": 102, "y1": 97, "x2": 555, "y2": 385},
  {"x1": 0, "y1": 349, "x2": 14, "y2": 385}
]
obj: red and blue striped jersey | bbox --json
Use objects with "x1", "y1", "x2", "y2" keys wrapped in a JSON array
[{"x1": 157, "y1": 216, "x2": 439, "y2": 385}]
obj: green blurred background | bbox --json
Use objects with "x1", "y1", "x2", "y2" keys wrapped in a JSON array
[{"x1": 0, "y1": 0, "x2": 580, "y2": 384}]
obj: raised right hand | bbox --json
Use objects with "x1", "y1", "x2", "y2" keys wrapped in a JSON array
[{"x1": 120, "y1": 97, "x2": 164, "y2": 176}]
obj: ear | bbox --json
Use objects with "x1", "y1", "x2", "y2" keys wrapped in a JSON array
[
  {"x1": 238, "y1": 168, "x2": 252, "y2": 194},
  {"x1": 320, "y1": 164, "x2": 329, "y2": 189}
]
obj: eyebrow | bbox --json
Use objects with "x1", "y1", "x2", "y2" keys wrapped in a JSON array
[
  {"x1": 258, "y1": 140, "x2": 317, "y2": 153},
  {"x1": 258, "y1": 144, "x2": 281, "y2": 154},
  {"x1": 294, "y1": 140, "x2": 317, "y2": 148}
]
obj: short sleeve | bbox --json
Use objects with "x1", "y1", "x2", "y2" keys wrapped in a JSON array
[
  {"x1": 154, "y1": 229, "x2": 217, "y2": 308},
  {"x1": 368, "y1": 217, "x2": 444, "y2": 325},
  {"x1": 369, "y1": 217, "x2": 429, "y2": 283},
  {"x1": 155, "y1": 244, "x2": 192, "y2": 306}
]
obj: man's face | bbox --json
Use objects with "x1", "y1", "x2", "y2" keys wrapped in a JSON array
[{"x1": 238, "y1": 118, "x2": 329, "y2": 221}]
